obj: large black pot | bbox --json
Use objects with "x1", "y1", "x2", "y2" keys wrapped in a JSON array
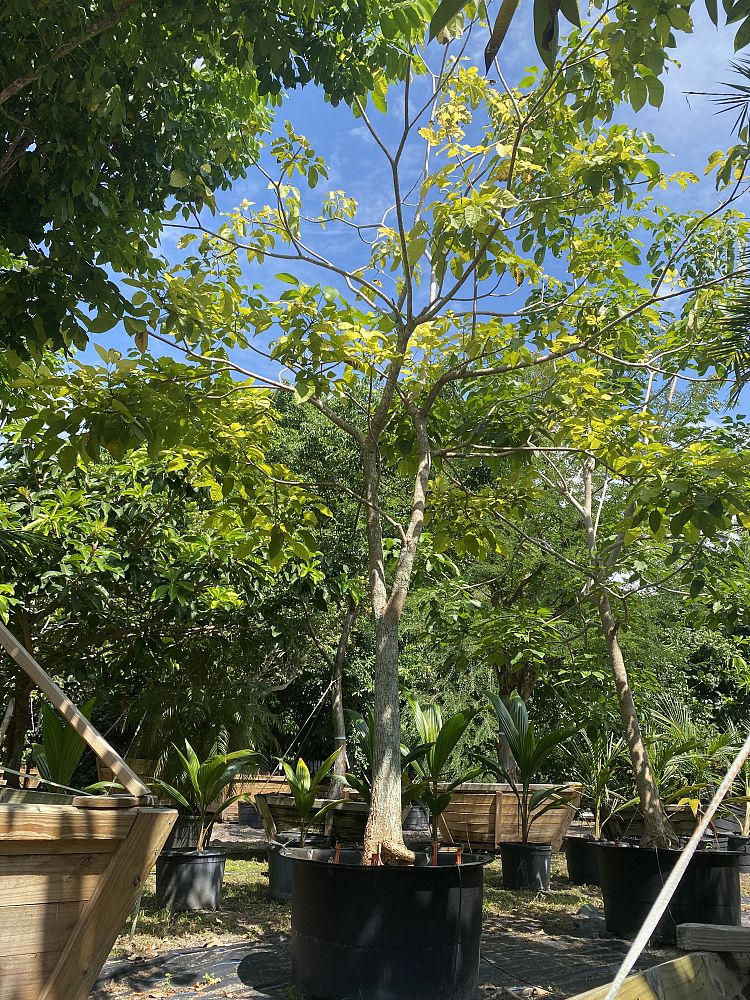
[
  {"x1": 595, "y1": 842, "x2": 741, "y2": 945},
  {"x1": 500, "y1": 842, "x2": 552, "y2": 891},
  {"x1": 156, "y1": 848, "x2": 227, "y2": 911},
  {"x1": 727, "y1": 834, "x2": 750, "y2": 872},
  {"x1": 237, "y1": 800, "x2": 263, "y2": 828},
  {"x1": 284, "y1": 846, "x2": 492, "y2": 1000},
  {"x1": 564, "y1": 836, "x2": 601, "y2": 886},
  {"x1": 267, "y1": 833, "x2": 330, "y2": 902}
]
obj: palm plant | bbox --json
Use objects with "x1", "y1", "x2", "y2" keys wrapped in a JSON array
[
  {"x1": 406, "y1": 695, "x2": 481, "y2": 847},
  {"x1": 280, "y1": 752, "x2": 343, "y2": 847},
  {"x1": 562, "y1": 730, "x2": 635, "y2": 840},
  {"x1": 479, "y1": 692, "x2": 574, "y2": 843},
  {"x1": 342, "y1": 708, "x2": 429, "y2": 811},
  {"x1": 32, "y1": 696, "x2": 96, "y2": 789},
  {"x1": 151, "y1": 740, "x2": 261, "y2": 849}
]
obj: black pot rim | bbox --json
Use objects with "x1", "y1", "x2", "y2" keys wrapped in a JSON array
[
  {"x1": 159, "y1": 847, "x2": 227, "y2": 860},
  {"x1": 594, "y1": 841, "x2": 745, "y2": 860},
  {"x1": 280, "y1": 846, "x2": 493, "y2": 870},
  {"x1": 501, "y1": 841, "x2": 552, "y2": 853}
]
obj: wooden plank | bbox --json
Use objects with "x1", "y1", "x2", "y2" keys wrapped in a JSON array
[
  {"x1": 0, "y1": 953, "x2": 57, "y2": 1000},
  {"x1": 0, "y1": 621, "x2": 152, "y2": 800},
  {"x1": 0, "y1": 900, "x2": 84, "y2": 955},
  {"x1": 568, "y1": 952, "x2": 747, "y2": 1000},
  {"x1": 494, "y1": 789, "x2": 503, "y2": 850},
  {"x1": 0, "y1": 802, "x2": 136, "y2": 840},
  {"x1": 677, "y1": 923, "x2": 750, "y2": 952},
  {"x1": 0, "y1": 852, "x2": 109, "y2": 876},
  {"x1": 39, "y1": 807, "x2": 176, "y2": 1000},
  {"x1": 0, "y1": 872, "x2": 100, "y2": 906},
  {"x1": 0, "y1": 837, "x2": 117, "y2": 856}
]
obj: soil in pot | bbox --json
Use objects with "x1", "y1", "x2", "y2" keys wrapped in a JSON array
[
  {"x1": 283, "y1": 846, "x2": 492, "y2": 1000},
  {"x1": 595, "y1": 841, "x2": 741, "y2": 945},
  {"x1": 500, "y1": 842, "x2": 552, "y2": 891},
  {"x1": 156, "y1": 848, "x2": 227, "y2": 911},
  {"x1": 267, "y1": 832, "x2": 330, "y2": 902},
  {"x1": 564, "y1": 835, "x2": 601, "y2": 886},
  {"x1": 727, "y1": 834, "x2": 750, "y2": 873}
]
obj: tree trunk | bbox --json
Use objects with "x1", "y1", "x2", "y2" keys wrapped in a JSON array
[
  {"x1": 596, "y1": 590, "x2": 676, "y2": 848},
  {"x1": 4, "y1": 674, "x2": 33, "y2": 787},
  {"x1": 3, "y1": 614, "x2": 35, "y2": 788},
  {"x1": 330, "y1": 596, "x2": 356, "y2": 800},
  {"x1": 363, "y1": 611, "x2": 411, "y2": 862}
]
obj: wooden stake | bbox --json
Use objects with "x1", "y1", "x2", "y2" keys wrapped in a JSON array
[
  {"x1": 0, "y1": 622, "x2": 152, "y2": 800},
  {"x1": 432, "y1": 841, "x2": 438, "y2": 867}
]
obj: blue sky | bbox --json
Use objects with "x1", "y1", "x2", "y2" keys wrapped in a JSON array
[{"x1": 96, "y1": 9, "x2": 748, "y2": 394}]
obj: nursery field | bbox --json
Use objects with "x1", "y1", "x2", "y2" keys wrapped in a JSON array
[{"x1": 93, "y1": 847, "x2": 742, "y2": 999}]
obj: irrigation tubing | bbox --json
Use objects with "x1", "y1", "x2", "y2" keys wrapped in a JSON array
[{"x1": 603, "y1": 725, "x2": 750, "y2": 1000}]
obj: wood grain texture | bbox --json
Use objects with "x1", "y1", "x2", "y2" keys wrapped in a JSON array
[
  {"x1": 677, "y1": 923, "x2": 750, "y2": 952},
  {"x1": 568, "y1": 952, "x2": 748, "y2": 1000},
  {"x1": 39, "y1": 807, "x2": 176, "y2": 1000},
  {"x1": 439, "y1": 783, "x2": 581, "y2": 852},
  {"x1": 0, "y1": 802, "x2": 136, "y2": 841}
]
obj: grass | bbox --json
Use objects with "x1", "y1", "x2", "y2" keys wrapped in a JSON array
[
  {"x1": 111, "y1": 852, "x2": 750, "y2": 960},
  {"x1": 111, "y1": 859, "x2": 291, "y2": 958}
]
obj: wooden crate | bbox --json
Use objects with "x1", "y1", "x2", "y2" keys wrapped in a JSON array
[
  {"x1": 221, "y1": 774, "x2": 292, "y2": 822},
  {"x1": 0, "y1": 789, "x2": 175, "y2": 1000},
  {"x1": 438, "y1": 782, "x2": 581, "y2": 852}
]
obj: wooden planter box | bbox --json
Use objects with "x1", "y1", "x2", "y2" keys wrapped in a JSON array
[
  {"x1": 438, "y1": 782, "x2": 581, "y2": 852},
  {"x1": 220, "y1": 774, "x2": 291, "y2": 822},
  {"x1": 611, "y1": 803, "x2": 700, "y2": 839},
  {"x1": 96, "y1": 757, "x2": 152, "y2": 784},
  {"x1": 255, "y1": 793, "x2": 369, "y2": 844}
]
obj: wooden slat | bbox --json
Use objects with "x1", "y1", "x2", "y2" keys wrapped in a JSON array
[
  {"x1": 677, "y1": 923, "x2": 750, "y2": 952},
  {"x1": 0, "y1": 852, "x2": 109, "y2": 876},
  {"x1": 40, "y1": 807, "x2": 176, "y2": 1000},
  {"x1": 0, "y1": 900, "x2": 84, "y2": 955},
  {"x1": 0, "y1": 621, "x2": 152, "y2": 800},
  {"x1": 0, "y1": 802, "x2": 136, "y2": 841},
  {"x1": 568, "y1": 952, "x2": 747, "y2": 1000},
  {"x1": 0, "y1": 872, "x2": 101, "y2": 906},
  {"x1": 0, "y1": 953, "x2": 58, "y2": 1000},
  {"x1": 0, "y1": 837, "x2": 117, "y2": 856}
]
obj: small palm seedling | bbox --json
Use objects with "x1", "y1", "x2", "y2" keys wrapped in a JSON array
[
  {"x1": 152, "y1": 740, "x2": 261, "y2": 849},
  {"x1": 480, "y1": 692, "x2": 574, "y2": 842},
  {"x1": 281, "y1": 752, "x2": 343, "y2": 847},
  {"x1": 406, "y1": 694, "x2": 481, "y2": 849}
]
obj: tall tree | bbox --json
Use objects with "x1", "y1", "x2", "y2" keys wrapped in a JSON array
[{"x1": 100, "y1": 20, "x2": 750, "y2": 856}]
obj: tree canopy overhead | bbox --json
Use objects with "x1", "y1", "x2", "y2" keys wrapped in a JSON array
[{"x1": 0, "y1": 0, "x2": 429, "y2": 357}]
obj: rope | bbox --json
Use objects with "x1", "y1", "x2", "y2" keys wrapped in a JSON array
[
  {"x1": 603, "y1": 726, "x2": 750, "y2": 1000},
  {"x1": 253, "y1": 678, "x2": 334, "y2": 796}
]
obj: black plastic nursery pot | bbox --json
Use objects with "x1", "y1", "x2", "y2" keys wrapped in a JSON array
[
  {"x1": 156, "y1": 848, "x2": 227, "y2": 911},
  {"x1": 727, "y1": 834, "x2": 750, "y2": 873},
  {"x1": 564, "y1": 835, "x2": 601, "y2": 886},
  {"x1": 500, "y1": 842, "x2": 552, "y2": 891},
  {"x1": 402, "y1": 801, "x2": 430, "y2": 832},
  {"x1": 595, "y1": 841, "x2": 741, "y2": 945},
  {"x1": 267, "y1": 833, "x2": 330, "y2": 902},
  {"x1": 160, "y1": 814, "x2": 202, "y2": 852},
  {"x1": 283, "y1": 846, "x2": 492, "y2": 1000},
  {"x1": 237, "y1": 799, "x2": 263, "y2": 828}
]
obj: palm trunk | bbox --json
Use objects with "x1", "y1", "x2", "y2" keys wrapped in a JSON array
[{"x1": 596, "y1": 590, "x2": 675, "y2": 847}]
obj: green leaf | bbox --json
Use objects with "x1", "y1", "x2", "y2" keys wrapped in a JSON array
[
  {"x1": 169, "y1": 169, "x2": 190, "y2": 188},
  {"x1": 630, "y1": 77, "x2": 648, "y2": 112},
  {"x1": 646, "y1": 76, "x2": 665, "y2": 108},
  {"x1": 276, "y1": 272, "x2": 299, "y2": 285},
  {"x1": 559, "y1": 0, "x2": 581, "y2": 27},
  {"x1": 736, "y1": 14, "x2": 750, "y2": 48},
  {"x1": 705, "y1": 0, "x2": 719, "y2": 24},
  {"x1": 533, "y1": 0, "x2": 559, "y2": 69},
  {"x1": 429, "y1": 0, "x2": 470, "y2": 40}
]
